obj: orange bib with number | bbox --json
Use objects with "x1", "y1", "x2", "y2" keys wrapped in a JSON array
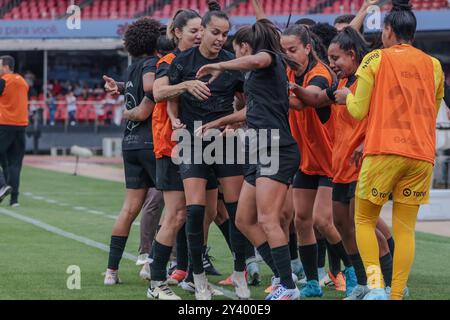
[
  {"x1": 288, "y1": 63, "x2": 334, "y2": 177},
  {"x1": 332, "y1": 78, "x2": 367, "y2": 183},
  {"x1": 364, "y1": 45, "x2": 437, "y2": 164},
  {"x1": 153, "y1": 53, "x2": 177, "y2": 159}
]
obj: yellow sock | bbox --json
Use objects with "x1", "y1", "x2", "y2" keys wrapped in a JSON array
[
  {"x1": 355, "y1": 197, "x2": 384, "y2": 289},
  {"x1": 391, "y1": 202, "x2": 419, "y2": 300}
]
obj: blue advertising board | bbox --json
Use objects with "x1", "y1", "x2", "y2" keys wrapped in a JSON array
[{"x1": 0, "y1": 10, "x2": 449, "y2": 39}]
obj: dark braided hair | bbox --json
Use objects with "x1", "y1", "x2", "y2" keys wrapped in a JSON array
[{"x1": 124, "y1": 17, "x2": 161, "y2": 57}]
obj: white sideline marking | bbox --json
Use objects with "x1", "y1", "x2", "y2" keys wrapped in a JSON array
[
  {"x1": 0, "y1": 207, "x2": 237, "y2": 300},
  {"x1": 23, "y1": 192, "x2": 139, "y2": 226},
  {"x1": 88, "y1": 210, "x2": 105, "y2": 215},
  {"x1": 0, "y1": 207, "x2": 137, "y2": 262}
]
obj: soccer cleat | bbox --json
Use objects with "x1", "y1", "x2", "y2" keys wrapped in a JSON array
[
  {"x1": 203, "y1": 247, "x2": 222, "y2": 276},
  {"x1": 344, "y1": 285, "x2": 370, "y2": 300},
  {"x1": 218, "y1": 274, "x2": 233, "y2": 286},
  {"x1": 179, "y1": 280, "x2": 196, "y2": 293},
  {"x1": 344, "y1": 267, "x2": 358, "y2": 297},
  {"x1": 328, "y1": 271, "x2": 346, "y2": 292},
  {"x1": 265, "y1": 274, "x2": 297, "y2": 296},
  {"x1": 104, "y1": 269, "x2": 121, "y2": 285},
  {"x1": 232, "y1": 271, "x2": 251, "y2": 300},
  {"x1": 264, "y1": 276, "x2": 280, "y2": 294},
  {"x1": 10, "y1": 202, "x2": 20, "y2": 208},
  {"x1": 246, "y1": 257, "x2": 261, "y2": 286},
  {"x1": 291, "y1": 258, "x2": 305, "y2": 280},
  {"x1": 363, "y1": 288, "x2": 388, "y2": 300},
  {"x1": 267, "y1": 285, "x2": 300, "y2": 301},
  {"x1": 147, "y1": 281, "x2": 181, "y2": 300},
  {"x1": 193, "y1": 272, "x2": 211, "y2": 300},
  {"x1": 136, "y1": 253, "x2": 149, "y2": 266},
  {"x1": 300, "y1": 280, "x2": 323, "y2": 298},
  {"x1": 167, "y1": 269, "x2": 187, "y2": 285},
  {"x1": 167, "y1": 261, "x2": 177, "y2": 276},
  {"x1": 139, "y1": 262, "x2": 151, "y2": 281},
  {"x1": 179, "y1": 280, "x2": 224, "y2": 296},
  {"x1": 0, "y1": 185, "x2": 12, "y2": 204},
  {"x1": 318, "y1": 268, "x2": 334, "y2": 287},
  {"x1": 385, "y1": 286, "x2": 410, "y2": 299}
]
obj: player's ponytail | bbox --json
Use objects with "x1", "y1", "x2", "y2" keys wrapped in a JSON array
[
  {"x1": 330, "y1": 26, "x2": 369, "y2": 64},
  {"x1": 167, "y1": 9, "x2": 201, "y2": 42},
  {"x1": 202, "y1": 0, "x2": 230, "y2": 27},
  {"x1": 384, "y1": 0, "x2": 416, "y2": 42}
]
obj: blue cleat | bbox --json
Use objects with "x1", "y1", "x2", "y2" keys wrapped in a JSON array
[
  {"x1": 344, "y1": 285, "x2": 370, "y2": 300},
  {"x1": 268, "y1": 284, "x2": 300, "y2": 300},
  {"x1": 363, "y1": 288, "x2": 389, "y2": 300},
  {"x1": 300, "y1": 280, "x2": 323, "y2": 298},
  {"x1": 291, "y1": 258, "x2": 305, "y2": 280},
  {"x1": 344, "y1": 267, "x2": 358, "y2": 297},
  {"x1": 385, "y1": 286, "x2": 410, "y2": 299}
]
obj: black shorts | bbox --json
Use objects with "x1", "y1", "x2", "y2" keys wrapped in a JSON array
[
  {"x1": 123, "y1": 149, "x2": 157, "y2": 189},
  {"x1": 332, "y1": 182, "x2": 357, "y2": 204},
  {"x1": 178, "y1": 136, "x2": 243, "y2": 181},
  {"x1": 156, "y1": 156, "x2": 218, "y2": 191},
  {"x1": 292, "y1": 170, "x2": 333, "y2": 189},
  {"x1": 244, "y1": 144, "x2": 300, "y2": 187}
]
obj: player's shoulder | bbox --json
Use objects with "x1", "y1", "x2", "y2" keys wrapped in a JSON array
[
  {"x1": 219, "y1": 49, "x2": 236, "y2": 61},
  {"x1": 173, "y1": 47, "x2": 196, "y2": 64},
  {"x1": 360, "y1": 49, "x2": 382, "y2": 70}
]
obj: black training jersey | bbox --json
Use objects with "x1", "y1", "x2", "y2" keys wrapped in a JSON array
[
  {"x1": 156, "y1": 48, "x2": 181, "y2": 80},
  {"x1": 168, "y1": 47, "x2": 244, "y2": 132},
  {"x1": 122, "y1": 55, "x2": 158, "y2": 151},
  {"x1": 245, "y1": 50, "x2": 296, "y2": 147}
]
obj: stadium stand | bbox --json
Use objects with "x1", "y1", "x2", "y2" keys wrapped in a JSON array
[{"x1": 1, "y1": 0, "x2": 448, "y2": 20}]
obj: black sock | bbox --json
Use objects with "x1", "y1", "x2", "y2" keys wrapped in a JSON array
[
  {"x1": 289, "y1": 233, "x2": 299, "y2": 260},
  {"x1": 326, "y1": 242, "x2": 341, "y2": 277},
  {"x1": 225, "y1": 202, "x2": 247, "y2": 272},
  {"x1": 149, "y1": 225, "x2": 162, "y2": 260},
  {"x1": 175, "y1": 224, "x2": 189, "y2": 272},
  {"x1": 380, "y1": 253, "x2": 393, "y2": 287},
  {"x1": 349, "y1": 253, "x2": 367, "y2": 285},
  {"x1": 271, "y1": 245, "x2": 296, "y2": 289},
  {"x1": 317, "y1": 238, "x2": 327, "y2": 269},
  {"x1": 257, "y1": 242, "x2": 279, "y2": 277},
  {"x1": 149, "y1": 241, "x2": 172, "y2": 281},
  {"x1": 186, "y1": 205, "x2": 205, "y2": 275},
  {"x1": 217, "y1": 219, "x2": 233, "y2": 253},
  {"x1": 245, "y1": 241, "x2": 255, "y2": 261},
  {"x1": 328, "y1": 241, "x2": 351, "y2": 269},
  {"x1": 107, "y1": 236, "x2": 128, "y2": 270},
  {"x1": 387, "y1": 237, "x2": 395, "y2": 257},
  {"x1": 299, "y1": 244, "x2": 319, "y2": 282},
  {"x1": 186, "y1": 252, "x2": 194, "y2": 283}
]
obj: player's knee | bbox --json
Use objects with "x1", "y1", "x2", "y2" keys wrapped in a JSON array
[
  {"x1": 314, "y1": 216, "x2": 334, "y2": 235},
  {"x1": 121, "y1": 204, "x2": 140, "y2": 222},
  {"x1": 295, "y1": 213, "x2": 313, "y2": 232},
  {"x1": 258, "y1": 214, "x2": 278, "y2": 234}
]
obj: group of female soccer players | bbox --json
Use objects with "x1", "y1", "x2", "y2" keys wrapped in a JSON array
[{"x1": 103, "y1": 0, "x2": 446, "y2": 300}]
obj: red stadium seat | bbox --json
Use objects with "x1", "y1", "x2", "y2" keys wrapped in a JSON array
[{"x1": 0, "y1": 0, "x2": 448, "y2": 20}]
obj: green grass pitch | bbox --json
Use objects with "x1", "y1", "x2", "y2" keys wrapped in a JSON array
[{"x1": 1, "y1": 166, "x2": 449, "y2": 300}]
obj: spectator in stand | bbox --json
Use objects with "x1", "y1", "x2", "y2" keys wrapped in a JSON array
[
  {"x1": 48, "y1": 92, "x2": 57, "y2": 126},
  {"x1": 93, "y1": 84, "x2": 104, "y2": 96},
  {"x1": 113, "y1": 95, "x2": 124, "y2": 126},
  {"x1": 81, "y1": 84, "x2": 91, "y2": 99},
  {"x1": 24, "y1": 70, "x2": 36, "y2": 97},
  {"x1": 334, "y1": 14, "x2": 357, "y2": 31},
  {"x1": 52, "y1": 80, "x2": 62, "y2": 96},
  {"x1": 102, "y1": 93, "x2": 116, "y2": 125},
  {"x1": 73, "y1": 84, "x2": 83, "y2": 97},
  {"x1": 66, "y1": 91, "x2": 77, "y2": 126}
]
